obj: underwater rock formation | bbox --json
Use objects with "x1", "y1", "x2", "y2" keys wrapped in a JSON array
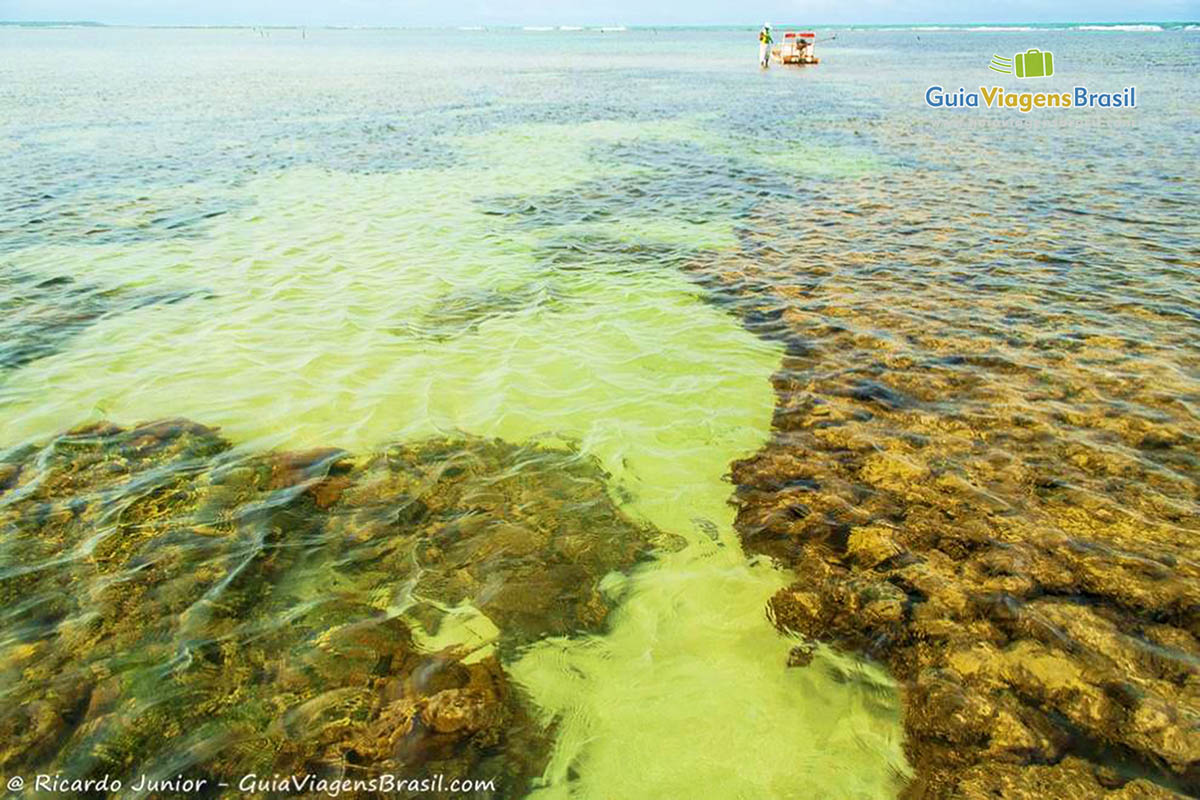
[
  {"x1": 0, "y1": 419, "x2": 654, "y2": 795},
  {"x1": 478, "y1": 137, "x2": 792, "y2": 235},
  {"x1": 0, "y1": 268, "x2": 208, "y2": 372},
  {"x1": 403, "y1": 285, "x2": 562, "y2": 342},
  {"x1": 706, "y1": 198, "x2": 1200, "y2": 798}
]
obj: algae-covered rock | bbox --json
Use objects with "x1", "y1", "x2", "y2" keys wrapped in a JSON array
[
  {"x1": 846, "y1": 524, "x2": 903, "y2": 568},
  {"x1": 706, "y1": 200, "x2": 1200, "y2": 798},
  {"x1": 324, "y1": 437, "x2": 650, "y2": 650},
  {"x1": 951, "y1": 757, "x2": 1188, "y2": 799},
  {"x1": 0, "y1": 419, "x2": 655, "y2": 796}
]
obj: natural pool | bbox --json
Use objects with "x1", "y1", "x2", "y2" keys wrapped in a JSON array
[
  {"x1": 2, "y1": 23, "x2": 1196, "y2": 800},
  {"x1": 1, "y1": 53, "x2": 907, "y2": 798}
]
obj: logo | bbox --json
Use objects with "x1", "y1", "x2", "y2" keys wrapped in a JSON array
[
  {"x1": 925, "y1": 47, "x2": 1134, "y2": 113},
  {"x1": 989, "y1": 49, "x2": 1055, "y2": 78}
]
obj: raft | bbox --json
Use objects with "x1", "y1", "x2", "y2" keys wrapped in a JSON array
[{"x1": 773, "y1": 31, "x2": 820, "y2": 65}]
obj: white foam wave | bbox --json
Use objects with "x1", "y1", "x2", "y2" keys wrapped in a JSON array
[{"x1": 1075, "y1": 24, "x2": 1164, "y2": 31}]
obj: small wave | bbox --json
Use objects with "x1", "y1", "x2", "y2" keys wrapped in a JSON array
[
  {"x1": 909, "y1": 26, "x2": 1045, "y2": 32},
  {"x1": 559, "y1": 26, "x2": 584, "y2": 31},
  {"x1": 1075, "y1": 24, "x2": 1164, "y2": 31},
  {"x1": 523, "y1": 26, "x2": 555, "y2": 31},
  {"x1": 598, "y1": 26, "x2": 627, "y2": 32}
]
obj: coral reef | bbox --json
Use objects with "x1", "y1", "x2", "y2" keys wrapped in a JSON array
[
  {"x1": 0, "y1": 419, "x2": 654, "y2": 795},
  {"x1": 706, "y1": 198, "x2": 1200, "y2": 798}
]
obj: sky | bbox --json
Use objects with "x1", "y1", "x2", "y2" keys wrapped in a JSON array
[{"x1": 1, "y1": 0, "x2": 1196, "y2": 26}]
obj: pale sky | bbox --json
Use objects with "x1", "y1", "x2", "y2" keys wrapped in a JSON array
[{"x1": 0, "y1": 0, "x2": 1196, "y2": 26}]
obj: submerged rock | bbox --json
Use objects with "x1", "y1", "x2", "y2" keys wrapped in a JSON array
[
  {"x1": 404, "y1": 285, "x2": 563, "y2": 341},
  {"x1": 0, "y1": 419, "x2": 655, "y2": 795},
  {"x1": 703, "y1": 200, "x2": 1200, "y2": 798},
  {"x1": 732, "y1": 373, "x2": 1200, "y2": 798},
  {"x1": 953, "y1": 757, "x2": 1184, "y2": 799},
  {"x1": 0, "y1": 268, "x2": 210, "y2": 373}
]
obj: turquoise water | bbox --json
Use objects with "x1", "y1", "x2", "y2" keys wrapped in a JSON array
[{"x1": 1, "y1": 24, "x2": 1197, "y2": 799}]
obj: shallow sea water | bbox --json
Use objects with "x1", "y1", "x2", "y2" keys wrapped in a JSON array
[{"x1": 1, "y1": 24, "x2": 1197, "y2": 799}]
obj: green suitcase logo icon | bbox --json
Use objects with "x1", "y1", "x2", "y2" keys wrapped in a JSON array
[{"x1": 1014, "y1": 48, "x2": 1054, "y2": 78}]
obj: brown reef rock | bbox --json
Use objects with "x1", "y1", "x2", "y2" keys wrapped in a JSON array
[
  {"x1": 0, "y1": 419, "x2": 655, "y2": 797},
  {"x1": 732, "y1": 357, "x2": 1200, "y2": 799},
  {"x1": 704, "y1": 200, "x2": 1200, "y2": 799}
]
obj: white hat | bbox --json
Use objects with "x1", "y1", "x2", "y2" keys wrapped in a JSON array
[{"x1": 764, "y1": 22, "x2": 772, "y2": 28}]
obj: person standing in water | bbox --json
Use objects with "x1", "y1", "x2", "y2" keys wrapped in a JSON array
[{"x1": 759, "y1": 23, "x2": 773, "y2": 67}]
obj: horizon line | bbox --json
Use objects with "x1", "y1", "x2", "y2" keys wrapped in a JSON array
[{"x1": 2, "y1": 19, "x2": 1197, "y2": 28}]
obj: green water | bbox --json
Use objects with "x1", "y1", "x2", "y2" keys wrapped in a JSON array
[
  {"x1": 4, "y1": 20, "x2": 1198, "y2": 798},
  {"x1": 2, "y1": 116, "x2": 907, "y2": 796}
]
